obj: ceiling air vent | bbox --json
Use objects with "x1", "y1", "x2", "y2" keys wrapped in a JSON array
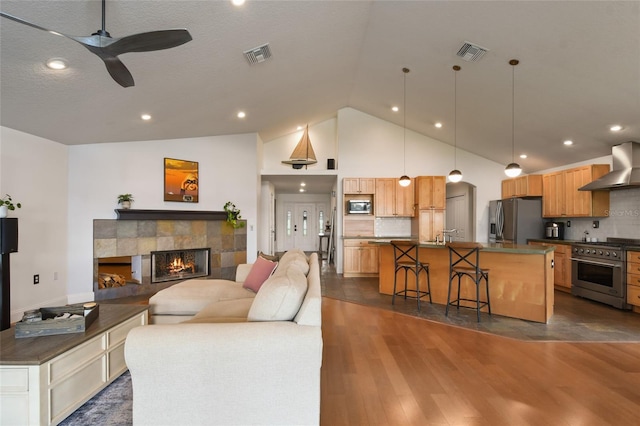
[
  {"x1": 243, "y1": 43, "x2": 272, "y2": 65},
  {"x1": 456, "y1": 41, "x2": 489, "y2": 62}
]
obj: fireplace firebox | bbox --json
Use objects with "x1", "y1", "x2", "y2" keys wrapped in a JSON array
[{"x1": 151, "y1": 248, "x2": 211, "y2": 283}]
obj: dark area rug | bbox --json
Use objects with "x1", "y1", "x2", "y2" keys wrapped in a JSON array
[{"x1": 59, "y1": 371, "x2": 132, "y2": 426}]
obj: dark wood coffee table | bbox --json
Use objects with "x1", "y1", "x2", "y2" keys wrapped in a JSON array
[{"x1": 0, "y1": 304, "x2": 148, "y2": 425}]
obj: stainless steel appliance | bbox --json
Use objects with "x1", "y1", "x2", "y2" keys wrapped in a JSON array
[
  {"x1": 347, "y1": 199, "x2": 371, "y2": 214},
  {"x1": 571, "y1": 237, "x2": 640, "y2": 309},
  {"x1": 488, "y1": 198, "x2": 543, "y2": 244},
  {"x1": 545, "y1": 221, "x2": 565, "y2": 240}
]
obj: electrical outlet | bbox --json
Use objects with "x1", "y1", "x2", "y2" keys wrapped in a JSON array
[
  {"x1": 592, "y1": 220, "x2": 600, "y2": 229},
  {"x1": 567, "y1": 220, "x2": 571, "y2": 227},
  {"x1": 33, "y1": 274, "x2": 40, "y2": 285}
]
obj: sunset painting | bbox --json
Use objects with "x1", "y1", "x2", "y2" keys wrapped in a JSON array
[{"x1": 164, "y1": 158, "x2": 199, "y2": 202}]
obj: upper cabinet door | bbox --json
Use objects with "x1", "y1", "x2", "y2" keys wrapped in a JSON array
[
  {"x1": 374, "y1": 178, "x2": 415, "y2": 217},
  {"x1": 415, "y1": 176, "x2": 446, "y2": 210},
  {"x1": 344, "y1": 178, "x2": 376, "y2": 194}
]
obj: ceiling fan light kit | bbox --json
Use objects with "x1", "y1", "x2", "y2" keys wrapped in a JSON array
[
  {"x1": 505, "y1": 58, "x2": 522, "y2": 178},
  {"x1": 0, "y1": 0, "x2": 192, "y2": 87}
]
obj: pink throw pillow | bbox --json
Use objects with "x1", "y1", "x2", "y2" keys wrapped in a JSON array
[{"x1": 242, "y1": 256, "x2": 278, "y2": 293}]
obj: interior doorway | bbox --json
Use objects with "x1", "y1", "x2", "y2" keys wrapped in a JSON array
[{"x1": 446, "y1": 182, "x2": 476, "y2": 242}]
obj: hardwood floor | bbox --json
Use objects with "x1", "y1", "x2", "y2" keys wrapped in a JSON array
[
  {"x1": 320, "y1": 297, "x2": 640, "y2": 425},
  {"x1": 108, "y1": 261, "x2": 640, "y2": 425}
]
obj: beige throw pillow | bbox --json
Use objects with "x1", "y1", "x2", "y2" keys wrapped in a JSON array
[{"x1": 247, "y1": 266, "x2": 308, "y2": 321}]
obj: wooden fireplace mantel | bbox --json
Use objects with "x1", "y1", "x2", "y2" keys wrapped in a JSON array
[{"x1": 114, "y1": 209, "x2": 228, "y2": 221}]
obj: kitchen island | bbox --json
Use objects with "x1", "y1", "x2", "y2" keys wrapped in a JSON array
[{"x1": 374, "y1": 241, "x2": 555, "y2": 323}]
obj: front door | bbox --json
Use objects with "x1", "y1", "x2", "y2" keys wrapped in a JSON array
[{"x1": 280, "y1": 202, "x2": 327, "y2": 252}]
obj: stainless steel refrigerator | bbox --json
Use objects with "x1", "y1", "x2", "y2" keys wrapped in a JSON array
[{"x1": 488, "y1": 198, "x2": 543, "y2": 244}]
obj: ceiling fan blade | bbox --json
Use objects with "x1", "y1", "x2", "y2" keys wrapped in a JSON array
[
  {"x1": 106, "y1": 29, "x2": 192, "y2": 55},
  {"x1": 102, "y1": 56, "x2": 135, "y2": 87},
  {"x1": 0, "y1": 11, "x2": 73, "y2": 40}
]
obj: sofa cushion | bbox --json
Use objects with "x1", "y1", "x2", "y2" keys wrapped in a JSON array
[
  {"x1": 258, "y1": 251, "x2": 280, "y2": 262},
  {"x1": 247, "y1": 266, "x2": 308, "y2": 321},
  {"x1": 149, "y1": 279, "x2": 255, "y2": 316},
  {"x1": 181, "y1": 297, "x2": 253, "y2": 324},
  {"x1": 273, "y1": 250, "x2": 309, "y2": 277},
  {"x1": 242, "y1": 256, "x2": 278, "y2": 293}
]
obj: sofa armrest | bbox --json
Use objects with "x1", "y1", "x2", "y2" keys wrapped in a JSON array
[
  {"x1": 235, "y1": 263, "x2": 253, "y2": 283},
  {"x1": 125, "y1": 322, "x2": 322, "y2": 426}
]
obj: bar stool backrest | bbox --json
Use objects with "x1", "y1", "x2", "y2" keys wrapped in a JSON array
[
  {"x1": 447, "y1": 242, "x2": 484, "y2": 273},
  {"x1": 390, "y1": 240, "x2": 421, "y2": 268}
]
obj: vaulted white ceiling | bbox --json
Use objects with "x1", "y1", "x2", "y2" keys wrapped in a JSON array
[{"x1": 1, "y1": 1, "x2": 639, "y2": 178}]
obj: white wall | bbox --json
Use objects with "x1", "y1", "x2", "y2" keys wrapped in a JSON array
[
  {"x1": 1, "y1": 127, "x2": 69, "y2": 323},
  {"x1": 66, "y1": 134, "x2": 260, "y2": 303}
]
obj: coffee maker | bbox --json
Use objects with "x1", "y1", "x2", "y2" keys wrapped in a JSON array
[{"x1": 545, "y1": 222, "x2": 565, "y2": 240}]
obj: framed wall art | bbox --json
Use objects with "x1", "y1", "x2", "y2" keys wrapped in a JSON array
[{"x1": 164, "y1": 158, "x2": 199, "y2": 202}]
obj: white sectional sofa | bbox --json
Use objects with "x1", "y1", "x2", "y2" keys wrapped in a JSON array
[{"x1": 124, "y1": 250, "x2": 323, "y2": 426}]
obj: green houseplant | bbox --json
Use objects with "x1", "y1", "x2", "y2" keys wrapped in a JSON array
[
  {"x1": 224, "y1": 201, "x2": 245, "y2": 229},
  {"x1": 117, "y1": 194, "x2": 134, "y2": 209},
  {"x1": 0, "y1": 194, "x2": 21, "y2": 218}
]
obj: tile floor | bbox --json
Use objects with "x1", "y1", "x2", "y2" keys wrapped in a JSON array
[{"x1": 320, "y1": 261, "x2": 640, "y2": 342}]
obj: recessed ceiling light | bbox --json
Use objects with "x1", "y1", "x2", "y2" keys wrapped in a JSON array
[
  {"x1": 141, "y1": 114, "x2": 152, "y2": 121},
  {"x1": 299, "y1": 188, "x2": 305, "y2": 193},
  {"x1": 46, "y1": 59, "x2": 67, "y2": 70},
  {"x1": 610, "y1": 125, "x2": 622, "y2": 132},
  {"x1": 237, "y1": 111, "x2": 246, "y2": 119},
  {"x1": 563, "y1": 140, "x2": 573, "y2": 145},
  {"x1": 300, "y1": 182, "x2": 306, "y2": 187},
  {"x1": 519, "y1": 154, "x2": 527, "y2": 159},
  {"x1": 296, "y1": 126, "x2": 303, "y2": 131},
  {"x1": 231, "y1": 0, "x2": 245, "y2": 6},
  {"x1": 435, "y1": 122, "x2": 443, "y2": 128},
  {"x1": 391, "y1": 106, "x2": 399, "y2": 112}
]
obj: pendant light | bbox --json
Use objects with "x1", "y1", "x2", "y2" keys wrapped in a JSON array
[
  {"x1": 448, "y1": 65, "x2": 463, "y2": 183},
  {"x1": 399, "y1": 67, "x2": 411, "y2": 187},
  {"x1": 505, "y1": 59, "x2": 522, "y2": 178}
]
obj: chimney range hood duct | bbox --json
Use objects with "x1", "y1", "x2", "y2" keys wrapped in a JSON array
[{"x1": 579, "y1": 141, "x2": 640, "y2": 191}]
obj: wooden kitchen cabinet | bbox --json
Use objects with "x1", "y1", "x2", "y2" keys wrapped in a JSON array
[
  {"x1": 375, "y1": 178, "x2": 415, "y2": 217},
  {"x1": 529, "y1": 241, "x2": 572, "y2": 291},
  {"x1": 415, "y1": 176, "x2": 446, "y2": 210},
  {"x1": 343, "y1": 239, "x2": 379, "y2": 277},
  {"x1": 502, "y1": 174, "x2": 543, "y2": 198},
  {"x1": 411, "y1": 209, "x2": 445, "y2": 242},
  {"x1": 343, "y1": 178, "x2": 376, "y2": 194},
  {"x1": 542, "y1": 164, "x2": 610, "y2": 218},
  {"x1": 627, "y1": 250, "x2": 640, "y2": 310}
]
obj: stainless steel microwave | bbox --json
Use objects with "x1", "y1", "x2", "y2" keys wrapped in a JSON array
[{"x1": 348, "y1": 200, "x2": 371, "y2": 214}]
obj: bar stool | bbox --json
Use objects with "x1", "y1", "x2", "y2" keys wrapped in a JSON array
[
  {"x1": 446, "y1": 242, "x2": 491, "y2": 322},
  {"x1": 390, "y1": 240, "x2": 432, "y2": 310}
]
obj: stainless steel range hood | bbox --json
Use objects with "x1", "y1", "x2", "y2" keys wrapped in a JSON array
[{"x1": 579, "y1": 141, "x2": 640, "y2": 191}]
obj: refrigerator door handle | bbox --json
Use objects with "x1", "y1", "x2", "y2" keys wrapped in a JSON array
[{"x1": 496, "y1": 201, "x2": 504, "y2": 239}]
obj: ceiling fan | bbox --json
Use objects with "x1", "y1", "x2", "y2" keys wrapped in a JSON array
[{"x1": 0, "y1": 0, "x2": 192, "y2": 87}]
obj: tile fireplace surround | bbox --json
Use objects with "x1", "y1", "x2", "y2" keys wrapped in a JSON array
[{"x1": 93, "y1": 210, "x2": 246, "y2": 300}]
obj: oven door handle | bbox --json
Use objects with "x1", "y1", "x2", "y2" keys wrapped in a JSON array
[{"x1": 570, "y1": 258, "x2": 622, "y2": 268}]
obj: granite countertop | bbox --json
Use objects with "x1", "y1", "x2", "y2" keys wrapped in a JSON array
[
  {"x1": 369, "y1": 239, "x2": 555, "y2": 254},
  {"x1": 528, "y1": 238, "x2": 581, "y2": 245}
]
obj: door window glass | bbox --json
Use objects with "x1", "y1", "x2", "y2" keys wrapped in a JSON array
[
  {"x1": 286, "y1": 210, "x2": 292, "y2": 236},
  {"x1": 302, "y1": 210, "x2": 308, "y2": 236}
]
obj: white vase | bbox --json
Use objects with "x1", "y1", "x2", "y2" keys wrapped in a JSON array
[
  {"x1": 0, "y1": 205, "x2": 7, "y2": 218},
  {"x1": 120, "y1": 201, "x2": 131, "y2": 210}
]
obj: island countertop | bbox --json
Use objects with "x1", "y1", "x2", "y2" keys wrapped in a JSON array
[
  {"x1": 369, "y1": 240, "x2": 555, "y2": 255},
  {"x1": 377, "y1": 242, "x2": 555, "y2": 323}
]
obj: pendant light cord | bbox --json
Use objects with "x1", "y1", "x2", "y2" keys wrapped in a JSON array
[
  {"x1": 453, "y1": 65, "x2": 459, "y2": 168},
  {"x1": 510, "y1": 59, "x2": 519, "y2": 164},
  {"x1": 403, "y1": 67, "x2": 409, "y2": 174}
]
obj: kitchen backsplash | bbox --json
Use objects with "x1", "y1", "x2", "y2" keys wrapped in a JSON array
[
  {"x1": 375, "y1": 217, "x2": 412, "y2": 237},
  {"x1": 560, "y1": 187, "x2": 640, "y2": 241}
]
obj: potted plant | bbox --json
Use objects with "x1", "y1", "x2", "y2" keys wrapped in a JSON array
[
  {"x1": 0, "y1": 194, "x2": 21, "y2": 218},
  {"x1": 117, "y1": 194, "x2": 134, "y2": 210},
  {"x1": 224, "y1": 201, "x2": 245, "y2": 229}
]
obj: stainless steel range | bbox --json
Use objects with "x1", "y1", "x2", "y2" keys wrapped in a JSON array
[{"x1": 571, "y1": 238, "x2": 640, "y2": 309}]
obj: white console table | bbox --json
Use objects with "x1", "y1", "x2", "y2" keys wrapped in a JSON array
[{"x1": 0, "y1": 304, "x2": 148, "y2": 425}]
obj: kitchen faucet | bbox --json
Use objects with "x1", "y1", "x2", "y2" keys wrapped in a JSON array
[{"x1": 442, "y1": 229, "x2": 458, "y2": 243}]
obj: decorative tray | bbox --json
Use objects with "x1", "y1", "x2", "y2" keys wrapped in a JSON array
[{"x1": 15, "y1": 303, "x2": 99, "y2": 338}]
